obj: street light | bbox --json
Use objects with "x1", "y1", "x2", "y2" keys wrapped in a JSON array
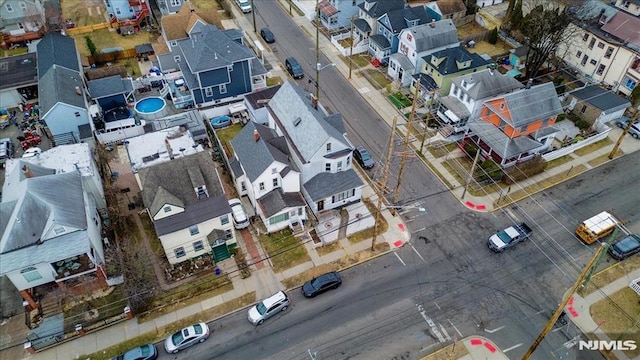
[{"x1": 314, "y1": 62, "x2": 336, "y2": 106}]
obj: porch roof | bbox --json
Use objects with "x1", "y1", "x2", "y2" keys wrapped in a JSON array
[
  {"x1": 389, "y1": 53, "x2": 414, "y2": 71},
  {"x1": 258, "y1": 188, "x2": 306, "y2": 218},
  {"x1": 303, "y1": 169, "x2": 363, "y2": 202},
  {"x1": 354, "y1": 19, "x2": 371, "y2": 32},
  {"x1": 439, "y1": 96, "x2": 470, "y2": 118},
  {"x1": 468, "y1": 120, "x2": 542, "y2": 159},
  {"x1": 369, "y1": 34, "x2": 390, "y2": 49}
]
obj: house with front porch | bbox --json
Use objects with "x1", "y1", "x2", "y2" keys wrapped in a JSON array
[
  {"x1": 435, "y1": 68, "x2": 523, "y2": 134},
  {"x1": 419, "y1": 45, "x2": 491, "y2": 95},
  {"x1": 354, "y1": 0, "x2": 405, "y2": 53},
  {"x1": 316, "y1": 0, "x2": 359, "y2": 30},
  {"x1": 565, "y1": 86, "x2": 630, "y2": 128},
  {"x1": 229, "y1": 121, "x2": 307, "y2": 234},
  {"x1": 388, "y1": 19, "x2": 458, "y2": 87},
  {"x1": 0, "y1": 162, "x2": 106, "y2": 312},
  {"x1": 368, "y1": 5, "x2": 433, "y2": 64},
  {"x1": 267, "y1": 81, "x2": 364, "y2": 213},
  {"x1": 464, "y1": 82, "x2": 563, "y2": 168},
  {"x1": 138, "y1": 151, "x2": 235, "y2": 264},
  {"x1": 0, "y1": 0, "x2": 46, "y2": 48}
]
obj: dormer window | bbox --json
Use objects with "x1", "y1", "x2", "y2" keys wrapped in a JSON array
[
  {"x1": 326, "y1": 143, "x2": 332, "y2": 152},
  {"x1": 54, "y1": 226, "x2": 66, "y2": 235},
  {"x1": 461, "y1": 80, "x2": 467, "y2": 88},
  {"x1": 164, "y1": 206, "x2": 171, "y2": 213},
  {"x1": 170, "y1": 40, "x2": 177, "y2": 47},
  {"x1": 195, "y1": 185, "x2": 209, "y2": 199}
]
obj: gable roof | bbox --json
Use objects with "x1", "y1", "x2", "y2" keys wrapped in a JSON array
[
  {"x1": 303, "y1": 170, "x2": 363, "y2": 202},
  {"x1": 404, "y1": 19, "x2": 458, "y2": 52},
  {"x1": 257, "y1": 188, "x2": 306, "y2": 218},
  {"x1": 451, "y1": 68, "x2": 524, "y2": 100},
  {"x1": 384, "y1": 6, "x2": 433, "y2": 32},
  {"x1": 468, "y1": 121, "x2": 545, "y2": 159},
  {"x1": 245, "y1": 85, "x2": 281, "y2": 109},
  {"x1": 161, "y1": 2, "x2": 220, "y2": 41},
  {"x1": 358, "y1": 0, "x2": 406, "y2": 18},
  {"x1": 436, "y1": 0, "x2": 467, "y2": 15},
  {"x1": 491, "y1": 82, "x2": 563, "y2": 127},
  {"x1": 601, "y1": 10, "x2": 640, "y2": 48},
  {"x1": 267, "y1": 81, "x2": 350, "y2": 163},
  {"x1": 38, "y1": 65, "x2": 86, "y2": 117},
  {"x1": 36, "y1": 32, "x2": 79, "y2": 76},
  {"x1": 426, "y1": 46, "x2": 489, "y2": 75},
  {"x1": 177, "y1": 25, "x2": 254, "y2": 73},
  {"x1": 569, "y1": 86, "x2": 630, "y2": 113},
  {"x1": 231, "y1": 122, "x2": 291, "y2": 183},
  {"x1": 87, "y1": 75, "x2": 132, "y2": 99},
  {"x1": 0, "y1": 52, "x2": 37, "y2": 90},
  {"x1": 354, "y1": 18, "x2": 372, "y2": 32}
]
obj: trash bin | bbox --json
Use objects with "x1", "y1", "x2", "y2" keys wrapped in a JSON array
[{"x1": 214, "y1": 268, "x2": 221, "y2": 276}]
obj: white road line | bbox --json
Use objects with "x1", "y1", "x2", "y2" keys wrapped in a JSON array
[
  {"x1": 551, "y1": 327, "x2": 564, "y2": 333},
  {"x1": 434, "y1": 302, "x2": 441, "y2": 310},
  {"x1": 447, "y1": 319, "x2": 463, "y2": 338},
  {"x1": 420, "y1": 343, "x2": 438, "y2": 352},
  {"x1": 411, "y1": 244, "x2": 426, "y2": 263},
  {"x1": 484, "y1": 325, "x2": 505, "y2": 334},
  {"x1": 414, "y1": 227, "x2": 426, "y2": 233},
  {"x1": 503, "y1": 343, "x2": 523, "y2": 353},
  {"x1": 394, "y1": 252, "x2": 406, "y2": 266}
]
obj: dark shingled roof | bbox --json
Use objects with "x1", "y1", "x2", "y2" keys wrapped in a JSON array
[
  {"x1": 569, "y1": 86, "x2": 630, "y2": 113},
  {"x1": 303, "y1": 169, "x2": 363, "y2": 202},
  {"x1": 358, "y1": 0, "x2": 405, "y2": 18},
  {"x1": 0, "y1": 52, "x2": 37, "y2": 90},
  {"x1": 135, "y1": 43, "x2": 154, "y2": 54},
  {"x1": 38, "y1": 65, "x2": 87, "y2": 117},
  {"x1": 88, "y1": 75, "x2": 128, "y2": 99},
  {"x1": 424, "y1": 46, "x2": 489, "y2": 76},
  {"x1": 257, "y1": 188, "x2": 306, "y2": 218},
  {"x1": 36, "y1": 32, "x2": 79, "y2": 76},
  {"x1": 245, "y1": 85, "x2": 281, "y2": 110},
  {"x1": 230, "y1": 122, "x2": 291, "y2": 182},
  {"x1": 354, "y1": 18, "x2": 371, "y2": 32}
]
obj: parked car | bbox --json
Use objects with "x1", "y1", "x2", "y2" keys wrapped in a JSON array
[
  {"x1": 353, "y1": 146, "x2": 375, "y2": 170},
  {"x1": 228, "y1": 198, "x2": 249, "y2": 229},
  {"x1": 615, "y1": 118, "x2": 640, "y2": 139},
  {"x1": 260, "y1": 28, "x2": 275, "y2": 43},
  {"x1": 210, "y1": 115, "x2": 232, "y2": 129},
  {"x1": 164, "y1": 323, "x2": 210, "y2": 354},
  {"x1": 285, "y1": 57, "x2": 304, "y2": 79},
  {"x1": 22, "y1": 147, "x2": 42, "y2": 158},
  {"x1": 112, "y1": 344, "x2": 158, "y2": 360},
  {"x1": 302, "y1": 271, "x2": 342, "y2": 298},
  {"x1": 0, "y1": 137, "x2": 15, "y2": 168},
  {"x1": 248, "y1": 291, "x2": 290, "y2": 325},
  {"x1": 235, "y1": 0, "x2": 252, "y2": 13},
  {"x1": 608, "y1": 234, "x2": 640, "y2": 261}
]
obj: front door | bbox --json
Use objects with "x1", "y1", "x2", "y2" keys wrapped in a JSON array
[{"x1": 317, "y1": 200, "x2": 324, "y2": 211}]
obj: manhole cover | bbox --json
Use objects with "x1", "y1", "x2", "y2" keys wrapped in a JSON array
[{"x1": 325, "y1": 222, "x2": 333, "y2": 228}]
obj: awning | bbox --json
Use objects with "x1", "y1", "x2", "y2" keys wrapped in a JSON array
[
  {"x1": 445, "y1": 109, "x2": 460, "y2": 122},
  {"x1": 507, "y1": 69, "x2": 522, "y2": 78},
  {"x1": 228, "y1": 102, "x2": 247, "y2": 114}
]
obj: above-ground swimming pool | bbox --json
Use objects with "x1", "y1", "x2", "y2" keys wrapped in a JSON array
[{"x1": 135, "y1": 97, "x2": 168, "y2": 120}]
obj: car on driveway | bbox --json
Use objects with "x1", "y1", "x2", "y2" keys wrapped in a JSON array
[
  {"x1": 260, "y1": 28, "x2": 275, "y2": 43},
  {"x1": 248, "y1": 291, "x2": 290, "y2": 325},
  {"x1": 615, "y1": 118, "x2": 640, "y2": 139},
  {"x1": 228, "y1": 198, "x2": 249, "y2": 229},
  {"x1": 285, "y1": 57, "x2": 304, "y2": 79},
  {"x1": 112, "y1": 344, "x2": 158, "y2": 360},
  {"x1": 164, "y1": 323, "x2": 210, "y2": 354},
  {"x1": 302, "y1": 271, "x2": 342, "y2": 298},
  {"x1": 353, "y1": 146, "x2": 375, "y2": 170},
  {"x1": 608, "y1": 234, "x2": 640, "y2": 260},
  {"x1": 22, "y1": 147, "x2": 42, "y2": 158}
]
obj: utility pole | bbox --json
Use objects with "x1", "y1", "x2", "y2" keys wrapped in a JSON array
[
  {"x1": 461, "y1": 149, "x2": 480, "y2": 199},
  {"x1": 348, "y1": 16, "x2": 356, "y2": 80},
  {"x1": 521, "y1": 243, "x2": 606, "y2": 360},
  {"x1": 315, "y1": 0, "x2": 321, "y2": 104},
  {"x1": 609, "y1": 110, "x2": 638, "y2": 159},
  {"x1": 420, "y1": 88, "x2": 438, "y2": 154},
  {"x1": 251, "y1": 0, "x2": 256, "y2": 33},
  {"x1": 372, "y1": 116, "x2": 397, "y2": 251},
  {"x1": 392, "y1": 79, "x2": 420, "y2": 210},
  {"x1": 288, "y1": 0, "x2": 292, "y2": 16},
  {"x1": 579, "y1": 226, "x2": 618, "y2": 294}
]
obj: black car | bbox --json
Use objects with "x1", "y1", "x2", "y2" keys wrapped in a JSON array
[
  {"x1": 285, "y1": 57, "x2": 304, "y2": 79},
  {"x1": 608, "y1": 234, "x2": 640, "y2": 260},
  {"x1": 302, "y1": 271, "x2": 342, "y2": 298},
  {"x1": 260, "y1": 28, "x2": 275, "y2": 43},
  {"x1": 353, "y1": 146, "x2": 375, "y2": 170}
]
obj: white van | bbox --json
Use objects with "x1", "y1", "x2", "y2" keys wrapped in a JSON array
[
  {"x1": 235, "y1": 0, "x2": 252, "y2": 13},
  {"x1": 228, "y1": 198, "x2": 249, "y2": 229}
]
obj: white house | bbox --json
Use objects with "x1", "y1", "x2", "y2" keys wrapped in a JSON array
[
  {"x1": 244, "y1": 85, "x2": 281, "y2": 126},
  {"x1": 388, "y1": 19, "x2": 459, "y2": 87},
  {"x1": 266, "y1": 82, "x2": 364, "y2": 213}
]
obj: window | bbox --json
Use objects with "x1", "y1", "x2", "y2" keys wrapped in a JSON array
[
  {"x1": 326, "y1": 143, "x2": 332, "y2": 152},
  {"x1": 273, "y1": 178, "x2": 278, "y2": 187},
  {"x1": 325, "y1": 163, "x2": 331, "y2": 172},
  {"x1": 21, "y1": 267, "x2": 42, "y2": 282},
  {"x1": 576, "y1": 50, "x2": 582, "y2": 58},
  {"x1": 580, "y1": 105, "x2": 587, "y2": 113},
  {"x1": 170, "y1": 40, "x2": 178, "y2": 47},
  {"x1": 588, "y1": 38, "x2": 595, "y2": 49},
  {"x1": 604, "y1": 47, "x2": 614, "y2": 59},
  {"x1": 623, "y1": 0, "x2": 630, "y2": 8},
  {"x1": 164, "y1": 206, "x2": 171, "y2": 213},
  {"x1": 20, "y1": 2, "x2": 27, "y2": 9},
  {"x1": 499, "y1": 103, "x2": 505, "y2": 110},
  {"x1": 597, "y1": 42, "x2": 605, "y2": 49},
  {"x1": 337, "y1": 161, "x2": 342, "y2": 171},
  {"x1": 332, "y1": 190, "x2": 351, "y2": 203},
  {"x1": 581, "y1": 55, "x2": 589, "y2": 66},
  {"x1": 624, "y1": 77, "x2": 636, "y2": 90},
  {"x1": 189, "y1": 225, "x2": 199, "y2": 235},
  {"x1": 271, "y1": 167, "x2": 277, "y2": 174},
  {"x1": 174, "y1": 55, "x2": 181, "y2": 62},
  {"x1": 18, "y1": 22, "x2": 24, "y2": 29},
  {"x1": 170, "y1": 0, "x2": 181, "y2": 6},
  {"x1": 219, "y1": 84, "x2": 227, "y2": 94},
  {"x1": 225, "y1": 229, "x2": 233, "y2": 239},
  {"x1": 241, "y1": 181, "x2": 246, "y2": 192},
  {"x1": 596, "y1": 64, "x2": 606, "y2": 75},
  {"x1": 632, "y1": 58, "x2": 640, "y2": 70},
  {"x1": 269, "y1": 212, "x2": 289, "y2": 225},
  {"x1": 589, "y1": 59, "x2": 597, "y2": 65},
  {"x1": 221, "y1": 214, "x2": 229, "y2": 225},
  {"x1": 346, "y1": 156, "x2": 350, "y2": 165},
  {"x1": 174, "y1": 247, "x2": 186, "y2": 258},
  {"x1": 116, "y1": 7, "x2": 121, "y2": 15},
  {"x1": 193, "y1": 240, "x2": 204, "y2": 252},
  {"x1": 298, "y1": 208, "x2": 303, "y2": 216},
  {"x1": 205, "y1": 87, "x2": 213, "y2": 97},
  {"x1": 5, "y1": 4, "x2": 13, "y2": 12},
  {"x1": 582, "y1": 34, "x2": 589, "y2": 42},
  {"x1": 75, "y1": 112, "x2": 81, "y2": 117},
  {"x1": 54, "y1": 226, "x2": 65, "y2": 235},
  {"x1": 259, "y1": 182, "x2": 265, "y2": 190}
]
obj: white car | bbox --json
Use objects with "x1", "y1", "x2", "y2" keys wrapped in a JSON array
[
  {"x1": 22, "y1": 147, "x2": 42, "y2": 158},
  {"x1": 235, "y1": 0, "x2": 252, "y2": 13},
  {"x1": 248, "y1": 291, "x2": 290, "y2": 325},
  {"x1": 228, "y1": 198, "x2": 249, "y2": 229},
  {"x1": 164, "y1": 323, "x2": 210, "y2": 354}
]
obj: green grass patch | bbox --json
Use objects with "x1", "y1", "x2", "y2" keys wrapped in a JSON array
[
  {"x1": 315, "y1": 241, "x2": 343, "y2": 257},
  {"x1": 546, "y1": 154, "x2": 574, "y2": 169},
  {"x1": 362, "y1": 69, "x2": 390, "y2": 90},
  {"x1": 351, "y1": 54, "x2": 371, "y2": 68},
  {"x1": 72, "y1": 30, "x2": 156, "y2": 57},
  {"x1": 427, "y1": 142, "x2": 459, "y2": 158},
  {"x1": 388, "y1": 92, "x2": 412, "y2": 109},
  {"x1": 0, "y1": 47, "x2": 28, "y2": 58},
  {"x1": 573, "y1": 137, "x2": 613, "y2": 156},
  {"x1": 112, "y1": 58, "x2": 142, "y2": 77},
  {"x1": 258, "y1": 229, "x2": 311, "y2": 273},
  {"x1": 215, "y1": 123, "x2": 243, "y2": 157},
  {"x1": 63, "y1": 287, "x2": 127, "y2": 332},
  {"x1": 267, "y1": 76, "x2": 284, "y2": 87}
]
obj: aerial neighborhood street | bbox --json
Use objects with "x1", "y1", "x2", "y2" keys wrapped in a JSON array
[{"x1": 1, "y1": 0, "x2": 640, "y2": 360}]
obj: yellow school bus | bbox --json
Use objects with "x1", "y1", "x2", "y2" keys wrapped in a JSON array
[{"x1": 576, "y1": 211, "x2": 619, "y2": 244}]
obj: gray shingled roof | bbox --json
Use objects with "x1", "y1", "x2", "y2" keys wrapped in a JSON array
[
  {"x1": 178, "y1": 25, "x2": 254, "y2": 73},
  {"x1": 36, "y1": 32, "x2": 80, "y2": 76},
  {"x1": 267, "y1": 82, "x2": 349, "y2": 163},
  {"x1": 451, "y1": 68, "x2": 524, "y2": 100},
  {"x1": 250, "y1": 57, "x2": 268, "y2": 76},
  {"x1": 426, "y1": 46, "x2": 489, "y2": 76},
  {"x1": 491, "y1": 82, "x2": 563, "y2": 128},
  {"x1": 0, "y1": 171, "x2": 89, "y2": 274},
  {"x1": 569, "y1": 86, "x2": 630, "y2": 113},
  {"x1": 135, "y1": 43, "x2": 154, "y2": 54},
  {"x1": 370, "y1": 34, "x2": 391, "y2": 49},
  {"x1": 303, "y1": 169, "x2": 363, "y2": 202},
  {"x1": 245, "y1": 85, "x2": 281, "y2": 109},
  {"x1": 229, "y1": 157, "x2": 244, "y2": 178},
  {"x1": 358, "y1": 0, "x2": 405, "y2": 18},
  {"x1": 38, "y1": 65, "x2": 86, "y2": 118},
  {"x1": 257, "y1": 188, "x2": 306, "y2": 218},
  {"x1": 468, "y1": 121, "x2": 544, "y2": 159},
  {"x1": 406, "y1": 19, "x2": 458, "y2": 52},
  {"x1": 385, "y1": 6, "x2": 433, "y2": 33},
  {"x1": 139, "y1": 151, "x2": 230, "y2": 235},
  {"x1": 354, "y1": 18, "x2": 371, "y2": 32},
  {"x1": 0, "y1": 52, "x2": 37, "y2": 90},
  {"x1": 88, "y1": 75, "x2": 128, "y2": 99},
  {"x1": 231, "y1": 122, "x2": 290, "y2": 182},
  {"x1": 438, "y1": 96, "x2": 470, "y2": 118},
  {"x1": 390, "y1": 53, "x2": 415, "y2": 70}
]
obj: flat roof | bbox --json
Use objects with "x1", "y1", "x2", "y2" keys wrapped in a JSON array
[
  {"x1": 5, "y1": 143, "x2": 94, "y2": 178},
  {"x1": 126, "y1": 126, "x2": 204, "y2": 172}
]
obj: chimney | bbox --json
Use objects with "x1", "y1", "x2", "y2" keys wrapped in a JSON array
[
  {"x1": 253, "y1": 129, "x2": 260, "y2": 142},
  {"x1": 22, "y1": 165, "x2": 33, "y2": 178},
  {"x1": 75, "y1": 86, "x2": 82, "y2": 95},
  {"x1": 525, "y1": 78, "x2": 533, "y2": 89},
  {"x1": 430, "y1": 19, "x2": 436, "y2": 28},
  {"x1": 165, "y1": 138, "x2": 174, "y2": 159}
]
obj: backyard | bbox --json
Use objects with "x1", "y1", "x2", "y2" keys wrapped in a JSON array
[
  {"x1": 71, "y1": 30, "x2": 156, "y2": 57},
  {"x1": 61, "y1": 0, "x2": 106, "y2": 27}
]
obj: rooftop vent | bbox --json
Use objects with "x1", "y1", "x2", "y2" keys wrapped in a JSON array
[
  {"x1": 253, "y1": 129, "x2": 260, "y2": 141},
  {"x1": 293, "y1": 117, "x2": 302, "y2": 127}
]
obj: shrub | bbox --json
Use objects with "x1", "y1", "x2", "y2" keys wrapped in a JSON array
[
  {"x1": 575, "y1": 119, "x2": 590, "y2": 130},
  {"x1": 488, "y1": 28, "x2": 499, "y2": 45},
  {"x1": 502, "y1": 156, "x2": 548, "y2": 184},
  {"x1": 463, "y1": 142, "x2": 478, "y2": 158},
  {"x1": 556, "y1": 113, "x2": 566, "y2": 121},
  {"x1": 478, "y1": 159, "x2": 502, "y2": 182}
]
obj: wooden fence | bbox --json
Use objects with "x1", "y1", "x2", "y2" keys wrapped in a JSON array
[
  {"x1": 88, "y1": 48, "x2": 138, "y2": 64},
  {"x1": 65, "y1": 23, "x2": 110, "y2": 36}
]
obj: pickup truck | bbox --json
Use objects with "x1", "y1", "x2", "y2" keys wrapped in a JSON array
[{"x1": 487, "y1": 222, "x2": 533, "y2": 252}]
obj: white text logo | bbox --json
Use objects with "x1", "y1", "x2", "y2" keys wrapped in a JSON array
[{"x1": 578, "y1": 340, "x2": 637, "y2": 351}]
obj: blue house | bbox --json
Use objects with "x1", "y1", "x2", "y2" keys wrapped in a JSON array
[
  {"x1": 157, "y1": 25, "x2": 267, "y2": 108},
  {"x1": 105, "y1": 0, "x2": 151, "y2": 34},
  {"x1": 317, "y1": 0, "x2": 360, "y2": 30},
  {"x1": 368, "y1": 5, "x2": 434, "y2": 63}
]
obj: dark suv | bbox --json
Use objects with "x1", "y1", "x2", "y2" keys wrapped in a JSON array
[
  {"x1": 285, "y1": 57, "x2": 304, "y2": 79},
  {"x1": 353, "y1": 146, "x2": 375, "y2": 170},
  {"x1": 302, "y1": 271, "x2": 342, "y2": 298}
]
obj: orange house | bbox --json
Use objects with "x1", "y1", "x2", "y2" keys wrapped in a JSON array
[{"x1": 464, "y1": 82, "x2": 563, "y2": 167}]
